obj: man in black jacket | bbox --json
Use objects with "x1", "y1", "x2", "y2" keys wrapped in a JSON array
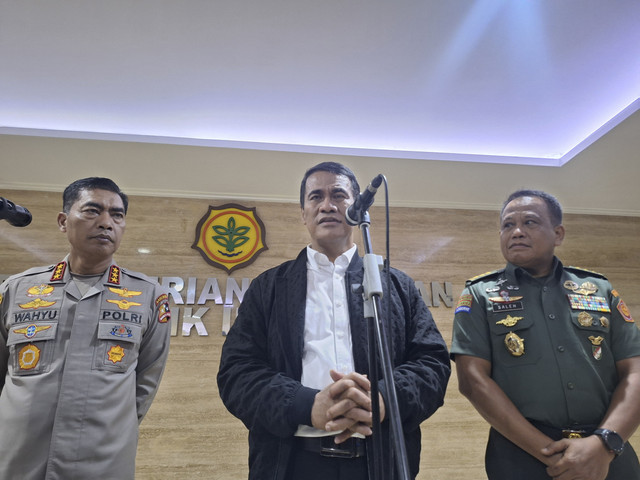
[{"x1": 217, "y1": 161, "x2": 450, "y2": 480}]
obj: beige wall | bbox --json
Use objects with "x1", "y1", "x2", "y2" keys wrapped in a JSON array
[{"x1": 1, "y1": 188, "x2": 639, "y2": 479}]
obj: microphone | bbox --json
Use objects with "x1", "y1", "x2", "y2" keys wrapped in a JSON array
[
  {"x1": 0, "y1": 197, "x2": 32, "y2": 227},
  {"x1": 345, "y1": 174, "x2": 383, "y2": 226}
]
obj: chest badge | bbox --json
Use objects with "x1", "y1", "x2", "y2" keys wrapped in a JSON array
[
  {"x1": 19, "y1": 298, "x2": 56, "y2": 310},
  {"x1": 14, "y1": 324, "x2": 52, "y2": 339},
  {"x1": 18, "y1": 344, "x2": 41, "y2": 370},
  {"x1": 564, "y1": 280, "x2": 598, "y2": 295},
  {"x1": 504, "y1": 332, "x2": 525, "y2": 357},
  {"x1": 26, "y1": 284, "x2": 55, "y2": 297},
  {"x1": 489, "y1": 291, "x2": 524, "y2": 303},
  {"x1": 107, "y1": 299, "x2": 142, "y2": 310},
  {"x1": 107, "y1": 345, "x2": 126, "y2": 364},
  {"x1": 496, "y1": 315, "x2": 524, "y2": 328},
  {"x1": 109, "y1": 287, "x2": 142, "y2": 298},
  {"x1": 589, "y1": 336, "x2": 604, "y2": 361},
  {"x1": 578, "y1": 311, "x2": 594, "y2": 327}
]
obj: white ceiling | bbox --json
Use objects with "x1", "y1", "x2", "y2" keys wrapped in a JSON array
[{"x1": 1, "y1": 1, "x2": 639, "y2": 167}]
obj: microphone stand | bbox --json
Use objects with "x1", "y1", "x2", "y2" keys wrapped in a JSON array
[{"x1": 356, "y1": 210, "x2": 410, "y2": 480}]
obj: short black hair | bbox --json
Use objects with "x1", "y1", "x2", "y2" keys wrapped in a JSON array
[
  {"x1": 299, "y1": 162, "x2": 360, "y2": 207},
  {"x1": 63, "y1": 177, "x2": 129, "y2": 214},
  {"x1": 501, "y1": 189, "x2": 563, "y2": 226}
]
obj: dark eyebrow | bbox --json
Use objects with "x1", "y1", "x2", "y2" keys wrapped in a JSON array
[{"x1": 81, "y1": 201, "x2": 125, "y2": 214}]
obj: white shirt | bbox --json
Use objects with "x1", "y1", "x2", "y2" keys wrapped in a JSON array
[{"x1": 295, "y1": 244, "x2": 357, "y2": 437}]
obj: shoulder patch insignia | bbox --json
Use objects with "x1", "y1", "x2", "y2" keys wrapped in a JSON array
[
  {"x1": 455, "y1": 294, "x2": 472, "y2": 314},
  {"x1": 617, "y1": 299, "x2": 634, "y2": 323},
  {"x1": 155, "y1": 293, "x2": 171, "y2": 323}
]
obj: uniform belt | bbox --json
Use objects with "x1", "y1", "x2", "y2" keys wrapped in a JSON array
[
  {"x1": 529, "y1": 419, "x2": 596, "y2": 440},
  {"x1": 298, "y1": 436, "x2": 366, "y2": 458}
]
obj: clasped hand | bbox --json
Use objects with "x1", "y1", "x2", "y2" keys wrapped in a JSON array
[
  {"x1": 311, "y1": 369, "x2": 385, "y2": 444},
  {"x1": 542, "y1": 435, "x2": 614, "y2": 480}
]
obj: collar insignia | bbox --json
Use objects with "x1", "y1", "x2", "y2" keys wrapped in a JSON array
[
  {"x1": 50, "y1": 262, "x2": 67, "y2": 281},
  {"x1": 108, "y1": 265, "x2": 121, "y2": 285}
]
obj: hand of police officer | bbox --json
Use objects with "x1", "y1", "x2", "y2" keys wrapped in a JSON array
[{"x1": 542, "y1": 435, "x2": 614, "y2": 480}]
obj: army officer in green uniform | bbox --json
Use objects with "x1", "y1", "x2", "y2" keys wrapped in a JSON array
[{"x1": 451, "y1": 189, "x2": 640, "y2": 480}]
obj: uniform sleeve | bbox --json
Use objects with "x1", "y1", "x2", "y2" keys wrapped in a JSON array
[
  {"x1": 379, "y1": 273, "x2": 451, "y2": 432},
  {"x1": 450, "y1": 284, "x2": 492, "y2": 361},
  {"x1": 135, "y1": 283, "x2": 171, "y2": 422},
  {"x1": 608, "y1": 287, "x2": 640, "y2": 361},
  {"x1": 0, "y1": 280, "x2": 9, "y2": 394}
]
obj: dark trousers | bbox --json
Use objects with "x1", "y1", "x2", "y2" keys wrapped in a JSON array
[
  {"x1": 285, "y1": 439, "x2": 368, "y2": 480},
  {"x1": 486, "y1": 427, "x2": 640, "y2": 480}
]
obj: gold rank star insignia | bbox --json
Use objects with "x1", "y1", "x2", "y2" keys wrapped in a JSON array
[
  {"x1": 504, "y1": 332, "x2": 525, "y2": 357},
  {"x1": 108, "y1": 287, "x2": 142, "y2": 298},
  {"x1": 19, "y1": 298, "x2": 57, "y2": 310},
  {"x1": 107, "y1": 299, "x2": 142, "y2": 310},
  {"x1": 496, "y1": 315, "x2": 524, "y2": 327}
]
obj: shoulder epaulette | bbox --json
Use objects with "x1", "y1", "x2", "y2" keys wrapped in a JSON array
[
  {"x1": 117, "y1": 267, "x2": 157, "y2": 285},
  {"x1": 466, "y1": 268, "x2": 505, "y2": 286},
  {"x1": 565, "y1": 266, "x2": 608, "y2": 280}
]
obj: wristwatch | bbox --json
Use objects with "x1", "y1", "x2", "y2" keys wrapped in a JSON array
[{"x1": 593, "y1": 428, "x2": 625, "y2": 457}]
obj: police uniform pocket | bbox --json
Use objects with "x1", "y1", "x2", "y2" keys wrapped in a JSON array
[
  {"x1": 488, "y1": 314, "x2": 541, "y2": 367},
  {"x1": 6, "y1": 322, "x2": 58, "y2": 375},
  {"x1": 93, "y1": 321, "x2": 142, "y2": 373}
]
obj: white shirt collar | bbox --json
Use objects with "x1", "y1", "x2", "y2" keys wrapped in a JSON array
[{"x1": 306, "y1": 244, "x2": 357, "y2": 271}]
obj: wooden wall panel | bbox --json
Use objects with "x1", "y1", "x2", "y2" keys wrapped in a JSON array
[{"x1": 1, "y1": 189, "x2": 639, "y2": 479}]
